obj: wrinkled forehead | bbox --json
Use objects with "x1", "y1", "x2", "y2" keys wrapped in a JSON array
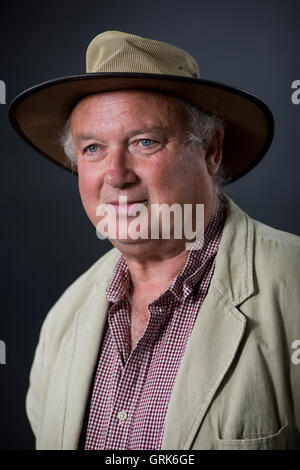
[{"x1": 70, "y1": 89, "x2": 186, "y2": 126}]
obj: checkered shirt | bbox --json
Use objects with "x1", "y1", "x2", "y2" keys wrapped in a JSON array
[{"x1": 80, "y1": 196, "x2": 226, "y2": 450}]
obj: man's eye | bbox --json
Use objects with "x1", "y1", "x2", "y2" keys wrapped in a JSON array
[
  {"x1": 130, "y1": 138, "x2": 162, "y2": 155},
  {"x1": 139, "y1": 139, "x2": 156, "y2": 147},
  {"x1": 86, "y1": 144, "x2": 99, "y2": 153}
]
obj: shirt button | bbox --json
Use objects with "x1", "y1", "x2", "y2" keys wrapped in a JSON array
[{"x1": 117, "y1": 410, "x2": 128, "y2": 422}]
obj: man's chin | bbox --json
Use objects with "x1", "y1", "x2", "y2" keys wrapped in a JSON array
[
  {"x1": 107, "y1": 237, "x2": 189, "y2": 262},
  {"x1": 108, "y1": 236, "x2": 163, "y2": 257},
  {"x1": 109, "y1": 236, "x2": 151, "y2": 248}
]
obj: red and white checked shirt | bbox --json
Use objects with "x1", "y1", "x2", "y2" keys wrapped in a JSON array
[{"x1": 79, "y1": 196, "x2": 226, "y2": 450}]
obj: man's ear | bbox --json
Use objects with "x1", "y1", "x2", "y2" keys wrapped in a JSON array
[{"x1": 205, "y1": 128, "x2": 224, "y2": 176}]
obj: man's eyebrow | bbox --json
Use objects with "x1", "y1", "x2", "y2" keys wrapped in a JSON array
[
  {"x1": 127, "y1": 126, "x2": 169, "y2": 138},
  {"x1": 75, "y1": 134, "x2": 100, "y2": 143},
  {"x1": 75, "y1": 126, "x2": 168, "y2": 143}
]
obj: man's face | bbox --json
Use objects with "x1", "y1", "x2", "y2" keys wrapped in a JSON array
[{"x1": 71, "y1": 90, "x2": 219, "y2": 255}]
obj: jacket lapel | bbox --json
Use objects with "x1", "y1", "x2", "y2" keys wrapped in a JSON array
[
  {"x1": 162, "y1": 196, "x2": 255, "y2": 449},
  {"x1": 61, "y1": 250, "x2": 121, "y2": 449}
]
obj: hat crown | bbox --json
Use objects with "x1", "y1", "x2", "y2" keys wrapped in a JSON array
[{"x1": 86, "y1": 30, "x2": 201, "y2": 78}]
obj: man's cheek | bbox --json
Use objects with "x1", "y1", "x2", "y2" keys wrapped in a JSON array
[
  {"x1": 79, "y1": 175, "x2": 97, "y2": 200},
  {"x1": 78, "y1": 184, "x2": 98, "y2": 219}
]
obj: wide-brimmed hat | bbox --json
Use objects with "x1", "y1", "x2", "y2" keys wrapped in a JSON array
[{"x1": 9, "y1": 30, "x2": 274, "y2": 182}]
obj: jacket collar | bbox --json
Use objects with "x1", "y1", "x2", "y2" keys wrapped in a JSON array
[{"x1": 210, "y1": 194, "x2": 254, "y2": 306}]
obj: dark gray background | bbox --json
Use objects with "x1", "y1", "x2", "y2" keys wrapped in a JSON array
[{"x1": 0, "y1": 0, "x2": 299, "y2": 450}]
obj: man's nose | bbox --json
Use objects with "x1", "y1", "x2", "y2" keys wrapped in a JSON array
[{"x1": 104, "y1": 146, "x2": 137, "y2": 188}]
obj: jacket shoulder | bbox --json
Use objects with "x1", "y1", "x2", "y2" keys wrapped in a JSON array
[
  {"x1": 250, "y1": 217, "x2": 300, "y2": 281},
  {"x1": 252, "y1": 217, "x2": 300, "y2": 248}
]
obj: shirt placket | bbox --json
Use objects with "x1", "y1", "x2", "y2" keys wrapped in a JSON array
[
  {"x1": 104, "y1": 346, "x2": 150, "y2": 449},
  {"x1": 104, "y1": 301, "x2": 169, "y2": 449}
]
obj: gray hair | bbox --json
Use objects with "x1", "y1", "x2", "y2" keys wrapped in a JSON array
[
  {"x1": 173, "y1": 98, "x2": 230, "y2": 189},
  {"x1": 60, "y1": 95, "x2": 230, "y2": 188},
  {"x1": 60, "y1": 115, "x2": 76, "y2": 170}
]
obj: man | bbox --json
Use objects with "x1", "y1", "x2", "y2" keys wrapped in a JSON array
[{"x1": 9, "y1": 31, "x2": 300, "y2": 450}]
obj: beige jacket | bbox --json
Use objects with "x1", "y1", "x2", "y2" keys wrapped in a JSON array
[{"x1": 26, "y1": 196, "x2": 300, "y2": 450}]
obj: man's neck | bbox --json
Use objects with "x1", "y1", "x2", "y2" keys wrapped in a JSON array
[
  {"x1": 125, "y1": 246, "x2": 189, "y2": 301},
  {"x1": 126, "y1": 247, "x2": 190, "y2": 350}
]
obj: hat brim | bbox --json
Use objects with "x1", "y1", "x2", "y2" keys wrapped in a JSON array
[{"x1": 9, "y1": 72, "x2": 274, "y2": 182}]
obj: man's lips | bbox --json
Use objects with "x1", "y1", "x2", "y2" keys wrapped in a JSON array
[
  {"x1": 108, "y1": 200, "x2": 148, "y2": 206},
  {"x1": 103, "y1": 199, "x2": 149, "y2": 215}
]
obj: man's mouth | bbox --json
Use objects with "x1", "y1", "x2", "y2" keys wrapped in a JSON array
[
  {"x1": 109, "y1": 199, "x2": 148, "y2": 205},
  {"x1": 105, "y1": 199, "x2": 149, "y2": 215}
]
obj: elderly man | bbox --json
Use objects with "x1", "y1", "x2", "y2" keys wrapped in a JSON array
[{"x1": 9, "y1": 31, "x2": 300, "y2": 450}]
